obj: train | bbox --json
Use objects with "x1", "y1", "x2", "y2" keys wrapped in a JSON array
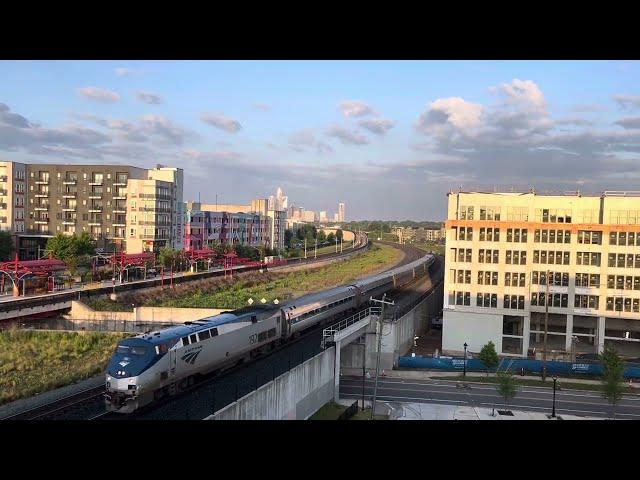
[{"x1": 105, "y1": 250, "x2": 435, "y2": 413}]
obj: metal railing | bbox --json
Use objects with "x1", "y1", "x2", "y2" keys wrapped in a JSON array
[{"x1": 322, "y1": 306, "x2": 381, "y2": 348}]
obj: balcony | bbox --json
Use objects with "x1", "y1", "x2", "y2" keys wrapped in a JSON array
[
  {"x1": 63, "y1": 193, "x2": 76, "y2": 198},
  {"x1": 35, "y1": 219, "x2": 49, "y2": 224},
  {"x1": 35, "y1": 180, "x2": 49, "y2": 185},
  {"x1": 34, "y1": 206, "x2": 49, "y2": 211},
  {"x1": 62, "y1": 220, "x2": 76, "y2": 225},
  {"x1": 63, "y1": 179, "x2": 77, "y2": 185},
  {"x1": 88, "y1": 195, "x2": 102, "y2": 200},
  {"x1": 34, "y1": 193, "x2": 49, "y2": 198},
  {"x1": 0, "y1": 189, "x2": 7, "y2": 196},
  {"x1": 0, "y1": 217, "x2": 7, "y2": 223},
  {"x1": 0, "y1": 175, "x2": 7, "y2": 182},
  {"x1": 88, "y1": 207, "x2": 103, "y2": 213},
  {"x1": 113, "y1": 195, "x2": 126, "y2": 200},
  {"x1": 113, "y1": 181, "x2": 127, "y2": 186},
  {"x1": 89, "y1": 181, "x2": 103, "y2": 186},
  {"x1": 88, "y1": 222, "x2": 102, "y2": 226},
  {"x1": 62, "y1": 207, "x2": 76, "y2": 211},
  {"x1": 0, "y1": 203, "x2": 7, "y2": 210},
  {"x1": 113, "y1": 223, "x2": 126, "y2": 227}
]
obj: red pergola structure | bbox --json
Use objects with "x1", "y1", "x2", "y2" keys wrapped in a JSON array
[
  {"x1": 104, "y1": 251, "x2": 156, "y2": 283},
  {"x1": 0, "y1": 253, "x2": 67, "y2": 296},
  {"x1": 223, "y1": 251, "x2": 238, "y2": 278},
  {"x1": 186, "y1": 248, "x2": 217, "y2": 273}
]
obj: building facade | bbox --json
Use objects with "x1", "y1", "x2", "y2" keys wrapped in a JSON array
[
  {"x1": 0, "y1": 160, "x2": 27, "y2": 238},
  {"x1": 184, "y1": 201, "x2": 271, "y2": 251},
  {"x1": 338, "y1": 202, "x2": 345, "y2": 222},
  {"x1": 443, "y1": 190, "x2": 640, "y2": 360}
]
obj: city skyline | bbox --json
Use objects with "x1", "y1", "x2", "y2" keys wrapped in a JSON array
[{"x1": 2, "y1": 61, "x2": 640, "y2": 219}]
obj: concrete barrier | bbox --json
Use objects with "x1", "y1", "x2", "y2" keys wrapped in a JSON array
[
  {"x1": 205, "y1": 347, "x2": 335, "y2": 420},
  {"x1": 63, "y1": 301, "x2": 226, "y2": 323}
]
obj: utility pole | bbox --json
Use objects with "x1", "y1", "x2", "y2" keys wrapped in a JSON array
[
  {"x1": 369, "y1": 293, "x2": 395, "y2": 420},
  {"x1": 543, "y1": 269, "x2": 550, "y2": 381},
  {"x1": 304, "y1": 238, "x2": 307, "y2": 259},
  {"x1": 314, "y1": 238, "x2": 317, "y2": 259}
]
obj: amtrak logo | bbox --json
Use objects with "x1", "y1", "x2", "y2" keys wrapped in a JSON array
[
  {"x1": 119, "y1": 360, "x2": 130, "y2": 367},
  {"x1": 181, "y1": 350, "x2": 202, "y2": 365}
]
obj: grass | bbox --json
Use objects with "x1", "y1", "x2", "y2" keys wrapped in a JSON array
[
  {"x1": 148, "y1": 243, "x2": 402, "y2": 310},
  {"x1": 414, "y1": 243, "x2": 445, "y2": 256},
  {"x1": 309, "y1": 401, "x2": 387, "y2": 420},
  {"x1": 86, "y1": 298, "x2": 134, "y2": 312},
  {"x1": 435, "y1": 374, "x2": 636, "y2": 394},
  {"x1": 0, "y1": 329, "x2": 129, "y2": 405}
]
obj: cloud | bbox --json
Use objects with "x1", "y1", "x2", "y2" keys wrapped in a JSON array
[
  {"x1": 0, "y1": 103, "x2": 31, "y2": 128},
  {"x1": 556, "y1": 117, "x2": 595, "y2": 126},
  {"x1": 615, "y1": 117, "x2": 640, "y2": 129},
  {"x1": 358, "y1": 118, "x2": 394, "y2": 135},
  {"x1": 417, "y1": 97, "x2": 483, "y2": 133},
  {"x1": 115, "y1": 68, "x2": 133, "y2": 77},
  {"x1": 326, "y1": 125, "x2": 369, "y2": 145},
  {"x1": 139, "y1": 115, "x2": 189, "y2": 145},
  {"x1": 338, "y1": 100, "x2": 373, "y2": 118},
  {"x1": 571, "y1": 104, "x2": 606, "y2": 113},
  {"x1": 78, "y1": 87, "x2": 120, "y2": 103},
  {"x1": 136, "y1": 91, "x2": 163, "y2": 104},
  {"x1": 201, "y1": 113, "x2": 242, "y2": 133},
  {"x1": 288, "y1": 130, "x2": 333, "y2": 154},
  {"x1": 614, "y1": 94, "x2": 640, "y2": 110}
]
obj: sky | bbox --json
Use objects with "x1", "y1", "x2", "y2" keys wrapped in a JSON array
[{"x1": 1, "y1": 60, "x2": 640, "y2": 221}]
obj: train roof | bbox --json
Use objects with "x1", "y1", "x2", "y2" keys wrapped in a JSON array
[{"x1": 134, "y1": 309, "x2": 275, "y2": 345}]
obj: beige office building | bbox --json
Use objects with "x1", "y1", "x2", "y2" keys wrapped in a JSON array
[{"x1": 443, "y1": 190, "x2": 640, "y2": 360}]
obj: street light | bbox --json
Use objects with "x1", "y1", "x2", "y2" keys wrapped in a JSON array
[
  {"x1": 552, "y1": 375, "x2": 558, "y2": 418},
  {"x1": 463, "y1": 342, "x2": 468, "y2": 377}
]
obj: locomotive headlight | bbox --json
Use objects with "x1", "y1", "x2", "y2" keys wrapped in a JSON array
[
  {"x1": 128, "y1": 378, "x2": 135, "y2": 384},
  {"x1": 107, "y1": 376, "x2": 112, "y2": 381}
]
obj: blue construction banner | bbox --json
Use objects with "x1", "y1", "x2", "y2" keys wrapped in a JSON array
[{"x1": 398, "y1": 356, "x2": 640, "y2": 379}]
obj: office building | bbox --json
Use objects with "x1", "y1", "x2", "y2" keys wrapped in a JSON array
[
  {"x1": 443, "y1": 190, "x2": 640, "y2": 360},
  {"x1": 338, "y1": 202, "x2": 346, "y2": 222}
]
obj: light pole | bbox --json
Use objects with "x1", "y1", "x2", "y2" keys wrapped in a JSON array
[
  {"x1": 542, "y1": 269, "x2": 550, "y2": 382},
  {"x1": 552, "y1": 375, "x2": 558, "y2": 418},
  {"x1": 369, "y1": 294, "x2": 395, "y2": 420},
  {"x1": 463, "y1": 342, "x2": 468, "y2": 377}
]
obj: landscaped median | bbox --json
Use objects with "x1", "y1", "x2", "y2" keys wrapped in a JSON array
[
  {"x1": 0, "y1": 329, "x2": 128, "y2": 405},
  {"x1": 309, "y1": 401, "x2": 388, "y2": 420},
  {"x1": 430, "y1": 373, "x2": 638, "y2": 394}
]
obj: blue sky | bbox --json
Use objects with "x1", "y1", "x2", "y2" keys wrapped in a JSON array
[{"x1": 1, "y1": 60, "x2": 640, "y2": 220}]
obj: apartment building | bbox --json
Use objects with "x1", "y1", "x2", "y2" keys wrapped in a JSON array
[
  {"x1": 394, "y1": 226, "x2": 445, "y2": 244},
  {"x1": 184, "y1": 201, "x2": 271, "y2": 251},
  {"x1": 196, "y1": 198, "x2": 285, "y2": 252},
  {"x1": 443, "y1": 190, "x2": 640, "y2": 360},
  {"x1": 0, "y1": 161, "x2": 27, "y2": 241}
]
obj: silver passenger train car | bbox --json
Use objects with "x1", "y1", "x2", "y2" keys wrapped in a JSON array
[{"x1": 105, "y1": 252, "x2": 435, "y2": 413}]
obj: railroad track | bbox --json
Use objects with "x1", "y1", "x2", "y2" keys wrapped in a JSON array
[{"x1": 2, "y1": 385, "x2": 106, "y2": 421}]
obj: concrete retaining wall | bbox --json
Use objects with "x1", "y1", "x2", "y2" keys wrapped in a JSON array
[
  {"x1": 205, "y1": 347, "x2": 335, "y2": 420},
  {"x1": 0, "y1": 300, "x2": 72, "y2": 321},
  {"x1": 64, "y1": 301, "x2": 225, "y2": 323}
]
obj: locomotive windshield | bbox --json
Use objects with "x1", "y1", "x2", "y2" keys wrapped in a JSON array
[{"x1": 116, "y1": 345, "x2": 147, "y2": 356}]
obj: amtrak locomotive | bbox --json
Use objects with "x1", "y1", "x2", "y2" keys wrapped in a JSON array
[{"x1": 105, "y1": 252, "x2": 435, "y2": 413}]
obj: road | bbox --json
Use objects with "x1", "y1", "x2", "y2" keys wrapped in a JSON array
[{"x1": 339, "y1": 375, "x2": 640, "y2": 419}]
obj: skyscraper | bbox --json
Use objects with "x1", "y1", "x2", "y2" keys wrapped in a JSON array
[{"x1": 338, "y1": 202, "x2": 346, "y2": 222}]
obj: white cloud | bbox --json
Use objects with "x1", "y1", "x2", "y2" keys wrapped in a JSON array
[
  {"x1": 136, "y1": 91, "x2": 163, "y2": 104},
  {"x1": 201, "y1": 114, "x2": 242, "y2": 133},
  {"x1": 338, "y1": 100, "x2": 373, "y2": 118},
  {"x1": 359, "y1": 118, "x2": 394, "y2": 135},
  {"x1": 417, "y1": 97, "x2": 483, "y2": 132},
  {"x1": 614, "y1": 94, "x2": 640, "y2": 110},
  {"x1": 115, "y1": 68, "x2": 133, "y2": 77},
  {"x1": 78, "y1": 87, "x2": 120, "y2": 103},
  {"x1": 326, "y1": 125, "x2": 369, "y2": 145}
]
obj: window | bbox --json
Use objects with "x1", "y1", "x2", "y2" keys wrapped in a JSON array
[
  {"x1": 182, "y1": 336, "x2": 190, "y2": 346},
  {"x1": 189, "y1": 334, "x2": 197, "y2": 344},
  {"x1": 198, "y1": 330, "x2": 211, "y2": 341}
]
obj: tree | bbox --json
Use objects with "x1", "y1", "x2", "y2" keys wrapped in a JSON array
[
  {"x1": 327, "y1": 232, "x2": 335, "y2": 244},
  {"x1": 46, "y1": 233, "x2": 95, "y2": 263},
  {"x1": 479, "y1": 341, "x2": 499, "y2": 375},
  {"x1": 599, "y1": 344, "x2": 625, "y2": 419},
  {"x1": 284, "y1": 229, "x2": 293, "y2": 248},
  {"x1": 0, "y1": 231, "x2": 15, "y2": 261},
  {"x1": 496, "y1": 368, "x2": 518, "y2": 411},
  {"x1": 317, "y1": 230, "x2": 326, "y2": 243},
  {"x1": 157, "y1": 247, "x2": 177, "y2": 268},
  {"x1": 336, "y1": 229, "x2": 343, "y2": 242}
]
